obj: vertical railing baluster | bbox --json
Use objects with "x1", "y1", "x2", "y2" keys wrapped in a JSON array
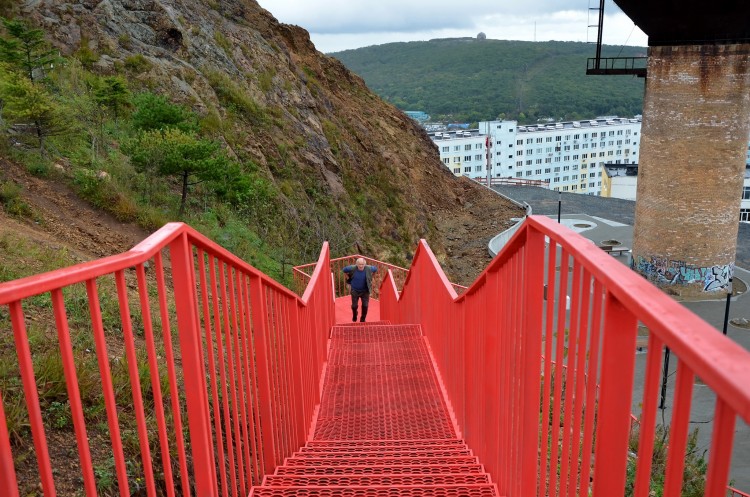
[
  {"x1": 248, "y1": 275, "x2": 277, "y2": 475},
  {"x1": 169, "y1": 233, "x2": 216, "y2": 497},
  {"x1": 522, "y1": 227, "x2": 544, "y2": 497},
  {"x1": 207, "y1": 255, "x2": 230, "y2": 497},
  {"x1": 592, "y1": 293, "x2": 637, "y2": 497},
  {"x1": 0, "y1": 391, "x2": 19, "y2": 497},
  {"x1": 135, "y1": 265, "x2": 176, "y2": 497},
  {"x1": 86, "y1": 279, "x2": 130, "y2": 497},
  {"x1": 662, "y1": 363, "x2": 695, "y2": 497},
  {"x1": 633, "y1": 333, "x2": 665, "y2": 497},
  {"x1": 540, "y1": 240, "x2": 558, "y2": 497},
  {"x1": 217, "y1": 262, "x2": 239, "y2": 497},
  {"x1": 704, "y1": 399, "x2": 736, "y2": 497},
  {"x1": 9, "y1": 301, "x2": 56, "y2": 497},
  {"x1": 581, "y1": 280, "x2": 604, "y2": 497}
]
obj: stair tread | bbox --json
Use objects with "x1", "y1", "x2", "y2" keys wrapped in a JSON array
[
  {"x1": 263, "y1": 473, "x2": 491, "y2": 486},
  {"x1": 274, "y1": 464, "x2": 486, "y2": 475},
  {"x1": 250, "y1": 484, "x2": 499, "y2": 496}
]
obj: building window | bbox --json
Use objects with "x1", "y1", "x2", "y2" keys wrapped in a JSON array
[
  {"x1": 516, "y1": 161, "x2": 523, "y2": 167},
  {"x1": 572, "y1": 174, "x2": 578, "y2": 180},
  {"x1": 442, "y1": 146, "x2": 449, "y2": 152},
  {"x1": 464, "y1": 167, "x2": 471, "y2": 173},
  {"x1": 573, "y1": 155, "x2": 579, "y2": 160},
  {"x1": 443, "y1": 158, "x2": 450, "y2": 164},
  {"x1": 475, "y1": 165, "x2": 483, "y2": 172},
  {"x1": 563, "y1": 165, "x2": 570, "y2": 171},
  {"x1": 476, "y1": 154, "x2": 483, "y2": 160},
  {"x1": 563, "y1": 176, "x2": 569, "y2": 181},
  {"x1": 743, "y1": 186, "x2": 750, "y2": 200},
  {"x1": 453, "y1": 168, "x2": 460, "y2": 174},
  {"x1": 574, "y1": 134, "x2": 580, "y2": 139},
  {"x1": 536, "y1": 159, "x2": 542, "y2": 164},
  {"x1": 554, "y1": 167, "x2": 560, "y2": 172},
  {"x1": 589, "y1": 182, "x2": 595, "y2": 188},
  {"x1": 741, "y1": 209, "x2": 750, "y2": 223},
  {"x1": 590, "y1": 172, "x2": 596, "y2": 178},
  {"x1": 526, "y1": 160, "x2": 533, "y2": 165},
  {"x1": 465, "y1": 144, "x2": 472, "y2": 151},
  {"x1": 546, "y1": 137, "x2": 552, "y2": 143},
  {"x1": 476, "y1": 143, "x2": 483, "y2": 149},
  {"x1": 554, "y1": 157, "x2": 561, "y2": 162},
  {"x1": 527, "y1": 149, "x2": 533, "y2": 155},
  {"x1": 572, "y1": 185, "x2": 578, "y2": 190},
  {"x1": 508, "y1": 155, "x2": 513, "y2": 159},
  {"x1": 609, "y1": 131, "x2": 615, "y2": 136},
  {"x1": 555, "y1": 135, "x2": 562, "y2": 141},
  {"x1": 527, "y1": 138, "x2": 533, "y2": 144},
  {"x1": 536, "y1": 138, "x2": 543, "y2": 144},
  {"x1": 563, "y1": 186, "x2": 569, "y2": 191},
  {"x1": 545, "y1": 158, "x2": 551, "y2": 163},
  {"x1": 454, "y1": 157, "x2": 460, "y2": 163},
  {"x1": 553, "y1": 177, "x2": 560, "y2": 183},
  {"x1": 526, "y1": 171, "x2": 533, "y2": 176},
  {"x1": 536, "y1": 169, "x2": 542, "y2": 174},
  {"x1": 545, "y1": 168, "x2": 551, "y2": 173},
  {"x1": 517, "y1": 139, "x2": 523, "y2": 145},
  {"x1": 496, "y1": 152, "x2": 502, "y2": 156},
  {"x1": 517, "y1": 150, "x2": 524, "y2": 156},
  {"x1": 454, "y1": 146, "x2": 461, "y2": 151},
  {"x1": 496, "y1": 140, "x2": 502, "y2": 145},
  {"x1": 516, "y1": 172, "x2": 523, "y2": 178}
]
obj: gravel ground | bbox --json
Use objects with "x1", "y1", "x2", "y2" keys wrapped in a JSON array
[{"x1": 491, "y1": 185, "x2": 750, "y2": 269}]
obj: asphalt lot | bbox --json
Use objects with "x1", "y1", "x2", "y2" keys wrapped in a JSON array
[{"x1": 491, "y1": 185, "x2": 750, "y2": 269}]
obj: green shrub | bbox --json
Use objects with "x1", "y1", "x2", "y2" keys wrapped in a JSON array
[
  {"x1": 0, "y1": 181, "x2": 32, "y2": 218},
  {"x1": 123, "y1": 54, "x2": 151, "y2": 73}
]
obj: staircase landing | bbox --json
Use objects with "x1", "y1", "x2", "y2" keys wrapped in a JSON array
[
  {"x1": 334, "y1": 296, "x2": 381, "y2": 324},
  {"x1": 250, "y1": 323, "x2": 498, "y2": 496}
]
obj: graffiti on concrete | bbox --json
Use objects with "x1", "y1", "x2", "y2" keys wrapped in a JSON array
[{"x1": 632, "y1": 256, "x2": 733, "y2": 292}]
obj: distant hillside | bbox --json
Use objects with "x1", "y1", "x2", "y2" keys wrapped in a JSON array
[{"x1": 331, "y1": 39, "x2": 647, "y2": 124}]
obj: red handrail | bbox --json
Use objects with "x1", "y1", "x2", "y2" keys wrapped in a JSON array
[
  {"x1": 295, "y1": 254, "x2": 438, "y2": 299},
  {"x1": 380, "y1": 215, "x2": 750, "y2": 497},
  {"x1": 0, "y1": 223, "x2": 334, "y2": 497}
]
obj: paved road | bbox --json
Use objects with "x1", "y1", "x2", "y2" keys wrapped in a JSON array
[{"x1": 491, "y1": 185, "x2": 750, "y2": 269}]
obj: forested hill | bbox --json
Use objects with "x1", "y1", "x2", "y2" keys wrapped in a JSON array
[{"x1": 331, "y1": 39, "x2": 647, "y2": 124}]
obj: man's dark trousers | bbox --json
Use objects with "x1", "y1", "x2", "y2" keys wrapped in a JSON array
[{"x1": 351, "y1": 289, "x2": 369, "y2": 322}]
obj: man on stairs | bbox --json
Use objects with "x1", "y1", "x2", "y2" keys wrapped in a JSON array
[{"x1": 343, "y1": 258, "x2": 377, "y2": 322}]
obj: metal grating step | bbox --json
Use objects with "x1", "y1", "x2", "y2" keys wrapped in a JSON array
[
  {"x1": 284, "y1": 456, "x2": 480, "y2": 467},
  {"x1": 305, "y1": 439, "x2": 467, "y2": 449},
  {"x1": 292, "y1": 449, "x2": 472, "y2": 459},
  {"x1": 263, "y1": 473, "x2": 491, "y2": 487},
  {"x1": 249, "y1": 484, "x2": 499, "y2": 496},
  {"x1": 299, "y1": 445, "x2": 468, "y2": 454},
  {"x1": 330, "y1": 324, "x2": 422, "y2": 342},
  {"x1": 274, "y1": 464, "x2": 487, "y2": 476}
]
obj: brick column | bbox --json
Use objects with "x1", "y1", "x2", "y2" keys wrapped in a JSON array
[{"x1": 632, "y1": 44, "x2": 750, "y2": 295}]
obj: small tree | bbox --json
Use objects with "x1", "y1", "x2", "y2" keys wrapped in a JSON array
[
  {"x1": 126, "y1": 128, "x2": 235, "y2": 216},
  {"x1": 0, "y1": 18, "x2": 58, "y2": 83},
  {"x1": 131, "y1": 92, "x2": 197, "y2": 133},
  {"x1": 0, "y1": 70, "x2": 66, "y2": 151},
  {"x1": 94, "y1": 76, "x2": 129, "y2": 122}
]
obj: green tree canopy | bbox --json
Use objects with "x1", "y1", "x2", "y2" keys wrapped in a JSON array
[
  {"x1": 94, "y1": 76, "x2": 130, "y2": 121},
  {"x1": 0, "y1": 67, "x2": 67, "y2": 150},
  {"x1": 131, "y1": 92, "x2": 197, "y2": 133},
  {"x1": 126, "y1": 128, "x2": 235, "y2": 215},
  {"x1": 0, "y1": 17, "x2": 58, "y2": 82}
]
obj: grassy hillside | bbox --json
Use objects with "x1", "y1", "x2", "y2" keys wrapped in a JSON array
[{"x1": 332, "y1": 39, "x2": 647, "y2": 123}]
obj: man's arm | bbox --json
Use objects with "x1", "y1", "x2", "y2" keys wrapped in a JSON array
[
  {"x1": 370, "y1": 266, "x2": 378, "y2": 272},
  {"x1": 343, "y1": 265, "x2": 352, "y2": 273}
]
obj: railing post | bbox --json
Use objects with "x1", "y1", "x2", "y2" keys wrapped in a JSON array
[
  {"x1": 521, "y1": 226, "x2": 545, "y2": 497},
  {"x1": 248, "y1": 273, "x2": 278, "y2": 474},
  {"x1": 0, "y1": 393, "x2": 19, "y2": 497},
  {"x1": 169, "y1": 233, "x2": 217, "y2": 497},
  {"x1": 592, "y1": 293, "x2": 637, "y2": 497}
]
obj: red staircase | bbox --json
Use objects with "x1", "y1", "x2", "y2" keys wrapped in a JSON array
[{"x1": 250, "y1": 323, "x2": 498, "y2": 496}]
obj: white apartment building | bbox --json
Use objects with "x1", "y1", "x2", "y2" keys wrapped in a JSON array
[
  {"x1": 430, "y1": 117, "x2": 642, "y2": 196},
  {"x1": 433, "y1": 129, "x2": 493, "y2": 177},
  {"x1": 740, "y1": 165, "x2": 750, "y2": 224}
]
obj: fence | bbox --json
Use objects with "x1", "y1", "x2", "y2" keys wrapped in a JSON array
[
  {"x1": 0, "y1": 223, "x2": 334, "y2": 497},
  {"x1": 380, "y1": 215, "x2": 750, "y2": 497}
]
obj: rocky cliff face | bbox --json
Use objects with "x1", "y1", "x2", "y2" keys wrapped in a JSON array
[{"x1": 18, "y1": 0, "x2": 523, "y2": 281}]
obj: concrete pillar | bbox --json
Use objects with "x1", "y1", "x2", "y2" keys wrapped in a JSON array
[{"x1": 632, "y1": 44, "x2": 750, "y2": 295}]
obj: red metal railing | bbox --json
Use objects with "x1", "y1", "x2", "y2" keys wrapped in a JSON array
[
  {"x1": 729, "y1": 487, "x2": 750, "y2": 497},
  {"x1": 294, "y1": 254, "x2": 466, "y2": 299},
  {"x1": 380, "y1": 215, "x2": 750, "y2": 497},
  {"x1": 0, "y1": 223, "x2": 334, "y2": 497}
]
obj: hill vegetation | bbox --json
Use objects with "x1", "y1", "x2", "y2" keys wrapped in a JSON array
[{"x1": 332, "y1": 38, "x2": 647, "y2": 124}]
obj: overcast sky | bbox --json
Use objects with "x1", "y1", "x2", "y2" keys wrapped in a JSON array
[{"x1": 255, "y1": 0, "x2": 647, "y2": 53}]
